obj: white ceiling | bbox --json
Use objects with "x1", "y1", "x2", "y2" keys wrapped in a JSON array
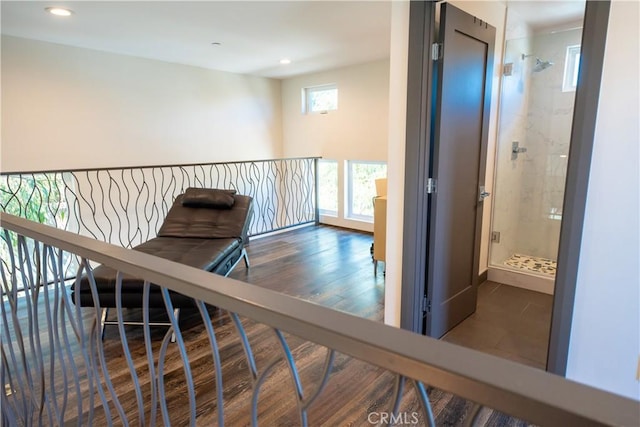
[
  {"x1": 0, "y1": 1, "x2": 392, "y2": 79},
  {"x1": 507, "y1": 0, "x2": 585, "y2": 32},
  {"x1": 1, "y1": 1, "x2": 585, "y2": 79}
]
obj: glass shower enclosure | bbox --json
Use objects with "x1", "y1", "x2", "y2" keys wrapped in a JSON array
[{"x1": 489, "y1": 2, "x2": 585, "y2": 291}]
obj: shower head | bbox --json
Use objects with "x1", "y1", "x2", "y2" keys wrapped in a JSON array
[
  {"x1": 521, "y1": 54, "x2": 554, "y2": 72},
  {"x1": 533, "y1": 58, "x2": 554, "y2": 72}
]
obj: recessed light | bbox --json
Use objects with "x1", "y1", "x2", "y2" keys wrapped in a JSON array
[
  {"x1": 279, "y1": 58, "x2": 291, "y2": 65},
  {"x1": 211, "y1": 42, "x2": 222, "y2": 46},
  {"x1": 45, "y1": 7, "x2": 74, "y2": 16}
]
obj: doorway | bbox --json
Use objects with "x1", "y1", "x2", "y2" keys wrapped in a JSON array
[{"x1": 400, "y1": 0, "x2": 611, "y2": 374}]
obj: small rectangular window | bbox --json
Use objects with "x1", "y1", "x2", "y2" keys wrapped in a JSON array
[
  {"x1": 317, "y1": 159, "x2": 338, "y2": 216},
  {"x1": 346, "y1": 161, "x2": 387, "y2": 221},
  {"x1": 562, "y1": 45, "x2": 581, "y2": 92},
  {"x1": 303, "y1": 84, "x2": 338, "y2": 114}
]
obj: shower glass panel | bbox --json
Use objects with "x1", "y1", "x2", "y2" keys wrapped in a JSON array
[{"x1": 490, "y1": 3, "x2": 585, "y2": 279}]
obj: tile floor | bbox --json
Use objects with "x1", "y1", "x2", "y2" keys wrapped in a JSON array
[{"x1": 441, "y1": 281, "x2": 553, "y2": 369}]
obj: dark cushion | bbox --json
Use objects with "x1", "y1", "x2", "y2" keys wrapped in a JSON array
[
  {"x1": 181, "y1": 187, "x2": 236, "y2": 209},
  {"x1": 158, "y1": 194, "x2": 252, "y2": 239},
  {"x1": 86, "y1": 237, "x2": 240, "y2": 295},
  {"x1": 75, "y1": 236, "x2": 245, "y2": 308}
]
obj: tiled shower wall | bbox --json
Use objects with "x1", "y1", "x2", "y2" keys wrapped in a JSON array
[
  {"x1": 517, "y1": 28, "x2": 581, "y2": 260},
  {"x1": 491, "y1": 17, "x2": 581, "y2": 265}
]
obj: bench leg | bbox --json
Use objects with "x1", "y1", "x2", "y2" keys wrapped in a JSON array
[
  {"x1": 225, "y1": 248, "x2": 250, "y2": 278},
  {"x1": 100, "y1": 308, "x2": 108, "y2": 341},
  {"x1": 242, "y1": 248, "x2": 250, "y2": 269},
  {"x1": 170, "y1": 308, "x2": 180, "y2": 343}
]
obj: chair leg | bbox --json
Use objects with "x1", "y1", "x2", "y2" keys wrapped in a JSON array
[
  {"x1": 100, "y1": 308, "x2": 108, "y2": 341},
  {"x1": 242, "y1": 248, "x2": 250, "y2": 269},
  {"x1": 170, "y1": 308, "x2": 180, "y2": 343}
]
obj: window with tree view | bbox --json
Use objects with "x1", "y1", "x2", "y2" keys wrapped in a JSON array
[
  {"x1": 304, "y1": 84, "x2": 338, "y2": 114},
  {"x1": 317, "y1": 160, "x2": 338, "y2": 216},
  {"x1": 347, "y1": 161, "x2": 386, "y2": 221}
]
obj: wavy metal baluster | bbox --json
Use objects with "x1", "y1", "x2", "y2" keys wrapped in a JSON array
[
  {"x1": 157, "y1": 287, "x2": 196, "y2": 427},
  {"x1": 229, "y1": 312, "x2": 258, "y2": 382},
  {"x1": 195, "y1": 300, "x2": 225, "y2": 426},
  {"x1": 412, "y1": 380, "x2": 435, "y2": 427},
  {"x1": 300, "y1": 349, "x2": 335, "y2": 413},
  {"x1": 41, "y1": 243, "x2": 67, "y2": 424},
  {"x1": 153, "y1": 167, "x2": 166, "y2": 235},
  {"x1": 156, "y1": 321, "x2": 176, "y2": 426},
  {"x1": 70, "y1": 262, "x2": 97, "y2": 424},
  {"x1": 49, "y1": 247, "x2": 71, "y2": 422},
  {"x1": 15, "y1": 235, "x2": 42, "y2": 421},
  {"x1": 250, "y1": 357, "x2": 284, "y2": 426},
  {"x1": 76, "y1": 171, "x2": 106, "y2": 242},
  {"x1": 265, "y1": 161, "x2": 278, "y2": 232},
  {"x1": 1, "y1": 346, "x2": 20, "y2": 422},
  {"x1": 0, "y1": 365, "x2": 19, "y2": 427},
  {"x1": 388, "y1": 374, "x2": 406, "y2": 424},
  {"x1": 82, "y1": 258, "x2": 128, "y2": 426},
  {"x1": 115, "y1": 271, "x2": 146, "y2": 424},
  {"x1": 251, "y1": 329, "x2": 305, "y2": 426},
  {"x1": 142, "y1": 281, "x2": 159, "y2": 427},
  {"x1": 113, "y1": 170, "x2": 131, "y2": 247},
  {"x1": 50, "y1": 246, "x2": 84, "y2": 425},
  {"x1": 0, "y1": 231, "x2": 29, "y2": 422}
]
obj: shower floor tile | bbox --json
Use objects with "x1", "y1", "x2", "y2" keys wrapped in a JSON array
[{"x1": 504, "y1": 253, "x2": 557, "y2": 276}]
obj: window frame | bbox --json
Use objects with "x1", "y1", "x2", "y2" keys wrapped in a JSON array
[
  {"x1": 302, "y1": 83, "x2": 338, "y2": 114},
  {"x1": 317, "y1": 159, "x2": 339, "y2": 217},
  {"x1": 562, "y1": 44, "x2": 581, "y2": 92},
  {"x1": 345, "y1": 160, "x2": 387, "y2": 222}
]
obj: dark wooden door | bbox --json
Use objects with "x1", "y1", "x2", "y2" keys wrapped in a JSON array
[{"x1": 424, "y1": 3, "x2": 495, "y2": 338}]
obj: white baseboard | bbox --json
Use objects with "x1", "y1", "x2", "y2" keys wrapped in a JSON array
[
  {"x1": 249, "y1": 222, "x2": 315, "y2": 240},
  {"x1": 487, "y1": 267, "x2": 555, "y2": 295},
  {"x1": 319, "y1": 215, "x2": 373, "y2": 233}
]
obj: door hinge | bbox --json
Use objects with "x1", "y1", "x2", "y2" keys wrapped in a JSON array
[
  {"x1": 426, "y1": 178, "x2": 436, "y2": 194},
  {"x1": 431, "y1": 43, "x2": 441, "y2": 61},
  {"x1": 422, "y1": 296, "x2": 431, "y2": 313}
]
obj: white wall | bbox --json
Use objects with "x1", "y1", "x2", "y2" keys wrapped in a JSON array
[
  {"x1": 384, "y1": 0, "x2": 410, "y2": 326},
  {"x1": 281, "y1": 60, "x2": 390, "y2": 232},
  {"x1": 566, "y1": 0, "x2": 640, "y2": 401},
  {"x1": 1, "y1": 36, "x2": 283, "y2": 172}
]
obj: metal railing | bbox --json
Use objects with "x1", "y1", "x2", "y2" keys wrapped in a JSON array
[
  {"x1": 1, "y1": 213, "x2": 638, "y2": 426},
  {"x1": 0, "y1": 158, "x2": 319, "y2": 247},
  {"x1": 0, "y1": 158, "x2": 318, "y2": 291}
]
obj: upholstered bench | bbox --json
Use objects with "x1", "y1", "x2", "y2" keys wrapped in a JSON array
[{"x1": 72, "y1": 188, "x2": 253, "y2": 337}]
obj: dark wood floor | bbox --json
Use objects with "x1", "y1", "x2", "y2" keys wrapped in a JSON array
[
  {"x1": 4, "y1": 225, "x2": 536, "y2": 426},
  {"x1": 229, "y1": 225, "x2": 385, "y2": 319}
]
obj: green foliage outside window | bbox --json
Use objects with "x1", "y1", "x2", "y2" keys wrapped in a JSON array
[
  {"x1": 350, "y1": 162, "x2": 386, "y2": 219},
  {"x1": 1, "y1": 174, "x2": 70, "y2": 279},
  {"x1": 318, "y1": 161, "x2": 338, "y2": 214}
]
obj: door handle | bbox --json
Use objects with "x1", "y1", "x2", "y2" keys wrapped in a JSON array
[{"x1": 479, "y1": 186, "x2": 490, "y2": 202}]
